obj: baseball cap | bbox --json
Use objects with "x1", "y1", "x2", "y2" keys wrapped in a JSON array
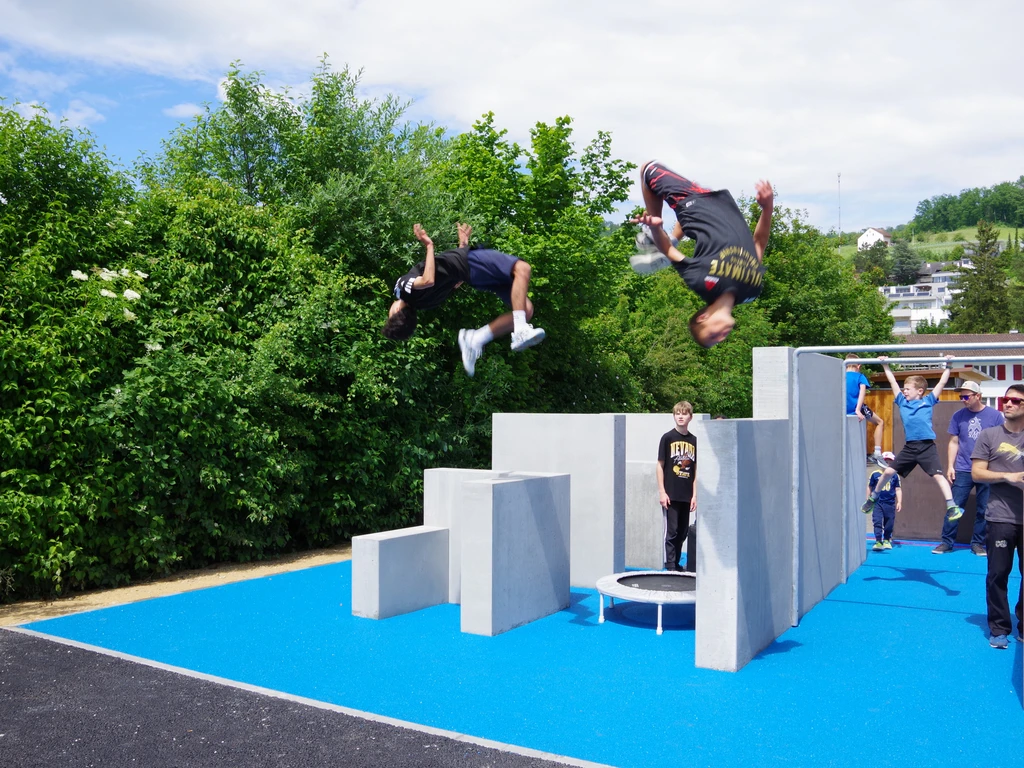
[
  {"x1": 958, "y1": 381, "x2": 982, "y2": 394},
  {"x1": 881, "y1": 451, "x2": 896, "y2": 461}
]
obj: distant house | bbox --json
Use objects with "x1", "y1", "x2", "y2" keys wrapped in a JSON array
[
  {"x1": 878, "y1": 257, "x2": 973, "y2": 334},
  {"x1": 857, "y1": 227, "x2": 892, "y2": 250}
]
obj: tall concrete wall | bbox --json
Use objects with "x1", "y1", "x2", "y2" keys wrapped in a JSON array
[
  {"x1": 753, "y1": 347, "x2": 861, "y2": 626},
  {"x1": 796, "y1": 352, "x2": 846, "y2": 617},
  {"x1": 844, "y1": 414, "x2": 868, "y2": 577},
  {"x1": 694, "y1": 419, "x2": 792, "y2": 671},
  {"x1": 492, "y1": 414, "x2": 624, "y2": 588}
]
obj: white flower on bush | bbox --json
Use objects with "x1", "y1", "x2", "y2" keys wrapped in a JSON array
[
  {"x1": 0, "y1": 193, "x2": 7, "y2": 205},
  {"x1": 144, "y1": 342, "x2": 163, "y2": 352},
  {"x1": 134, "y1": 270, "x2": 149, "y2": 279},
  {"x1": 119, "y1": 268, "x2": 129, "y2": 277},
  {"x1": 98, "y1": 268, "x2": 118, "y2": 281},
  {"x1": 123, "y1": 289, "x2": 141, "y2": 301},
  {"x1": 100, "y1": 289, "x2": 117, "y2": 298},
  {"x1": 71, "y1": 270, "x2": 89, "y2": 281},
  {"x1": 123, "y1": 308, "x2": 137, "y2": 320},
  {"x1": 217, "y1": 306, "x2": 225, "y2": 312}
]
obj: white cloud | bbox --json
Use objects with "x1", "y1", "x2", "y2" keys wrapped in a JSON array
[
  {"x1": 1, "y1": 0, "x2": 1022, "y2": 229},
  {"x1": 163, "y1": 102, "x2": 204, "y2": 118},
  {"x1": 62, "y1": 98, "x2": 105, "y2": 127}
]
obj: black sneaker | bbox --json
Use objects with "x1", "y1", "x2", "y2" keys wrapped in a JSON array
[
  {"x1": 931, "y1": 542, "x2": 954, "y2": 554},
  {"x1": 971, "y1": 543, "x2": 987, "y2": 556}
]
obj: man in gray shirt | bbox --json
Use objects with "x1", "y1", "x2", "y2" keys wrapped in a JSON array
[{"x1": 971, "y1": 384, "x2": 1024, "y2": 649}]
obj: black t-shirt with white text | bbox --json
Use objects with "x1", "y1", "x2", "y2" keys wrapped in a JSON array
[
  {"x1": 671, "y1": 190, "x2": 763, "y2": 305},
  {"x1": 393, "y1": 246, "x2": 471, "y2": 311},
  {"x1": 658, "y1": 429, "x2": 697, "y2": 502}
]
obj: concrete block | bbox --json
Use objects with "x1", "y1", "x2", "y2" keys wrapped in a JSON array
[
  {"x1": 694, "y1": 419, "x2": 792, "y2": 672},
  {"x1": 460, "y1": 473, "x2": 571, "y2": 636},
  {"x1": 492, "y1": 414, "x2": 624, "y2": 588},
  {"x1": 351, "y1": 526, "x2": 448, "y2": 620},
  {"x1": 423, "y1": 468, "x2": 511, "y2": 603}
]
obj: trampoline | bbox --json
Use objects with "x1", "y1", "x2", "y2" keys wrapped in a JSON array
[{"x1": 595, "y1": 570, "x2": 696, "y2": 635}]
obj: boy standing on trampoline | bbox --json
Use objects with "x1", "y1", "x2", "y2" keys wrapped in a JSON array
[
  {"x1": 630, "y1": 161, "x2": 774, "y2": 347},
  {"x1": 382, "y1": 223, "x2": 545, "y2": 376},
  {"x1": 862, "y1": 356, "x2": 964, "y2": 523},
  {"x1": 657, "y1": 402, "x2": 697, "y2": 572}
]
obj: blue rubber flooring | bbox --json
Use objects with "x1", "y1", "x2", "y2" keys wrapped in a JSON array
[{"x1": 23, "y1": 541, "x2": 1023, "y2": 768}]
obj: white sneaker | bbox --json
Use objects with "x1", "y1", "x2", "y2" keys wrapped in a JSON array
[
  {"x1": 458, "y1": 329, "x2": 481, "y2": 377},
  {"x1": 510, "y1": 324, "x2": 546, "y2": 352},
  {"x1": 629, "y1": 253, "x2": 673, "y2": 275},
  {"x1": 635, "y1": 224, "x2": 657, "y2": 254}
]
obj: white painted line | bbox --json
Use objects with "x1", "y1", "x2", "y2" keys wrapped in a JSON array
[{"x1": 4, "y1": 627, "x2": 611, "y2": 768}]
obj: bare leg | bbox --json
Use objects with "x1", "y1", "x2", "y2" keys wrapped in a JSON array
[
  {"x1": 871, "y1": 415, "x2": 884, "y2": 452},
  {"x1": 487, "y1": 298, "x2": 533, "y2": 339},
  {"x1": 639, "y1": 163, "x2": 685, "y2": 263},
  {"x1": 933, "y1": 473, "x2": 954, "y2": 498},
  {"x1": 510, "y1": 260, "x2": 531, "y2": 313}
]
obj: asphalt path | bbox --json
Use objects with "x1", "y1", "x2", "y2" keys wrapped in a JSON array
[{"x1": 0, "y1": 629, "x2": 601, "y2": 768}]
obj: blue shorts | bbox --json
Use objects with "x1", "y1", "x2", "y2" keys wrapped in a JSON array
[{"x1": 467, "y1": 249, "x2": 521, "y2": 306}]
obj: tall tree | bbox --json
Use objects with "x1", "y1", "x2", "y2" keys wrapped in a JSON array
[
  {"x1": 948, "y1": 220, "x2": 1011, "y2": 332},
  {"x1": 889, "y1": 239, "x2": 923, "y2": 285}
]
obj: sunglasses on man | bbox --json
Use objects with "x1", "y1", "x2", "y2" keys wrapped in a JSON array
[{"x1": 1004, "y1": 396, "x2": 1024, "y2": 406}]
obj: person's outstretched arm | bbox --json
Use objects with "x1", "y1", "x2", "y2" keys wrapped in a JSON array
[
  {"x1": 932, "y1": 355, "x2": 953, "y2": 398},
  {"x1": 752, "y1": 180, "x2": 774, "y2": 261},
  {"x1": 880, "y1": 357, "x2": 901, "y2": 398},
  {"x1": 411, "y1": 224, "x2": 435, "y2": 288}
]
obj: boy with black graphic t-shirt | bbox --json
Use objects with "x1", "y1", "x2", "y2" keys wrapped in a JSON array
[
  {"x1": 657, "y1": 401, "x2": 698, "y2": 571},
  {"x1": 382, "y1": 223, "x2": 545, "y2": 376},
  {"x1": 630, "y1": 161, "x2": 774, "y2": 347}
]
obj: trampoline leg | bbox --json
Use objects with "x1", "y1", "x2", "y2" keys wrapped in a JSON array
[
  {"x1": 599, "y1": 595, "x2": 605, "y2": 624},
  {"x1": 657, "y1": 604, "x2": 663, "y2": 635}
]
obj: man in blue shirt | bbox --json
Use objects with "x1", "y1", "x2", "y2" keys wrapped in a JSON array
[
  {"x1": 933, "y1": 381, "x2": 1004, "y2": 554},
  {"x1": 862, "y1": 356, "x2": 964, "y2": 523}
]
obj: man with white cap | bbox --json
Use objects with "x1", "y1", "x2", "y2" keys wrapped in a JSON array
[{"x1": 933, "y1": 380, "x2": 1004, "y2": 555}]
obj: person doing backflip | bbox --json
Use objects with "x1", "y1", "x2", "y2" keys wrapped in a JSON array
[
  {"x1": 630, "y1": 161, "x2": 774, "y2": 347},
  {"x1": 382, "y1": 223, "x2": 545, "y2": 376}
]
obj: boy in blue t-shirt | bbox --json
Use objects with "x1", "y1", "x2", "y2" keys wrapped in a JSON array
[
  {"x1": 862, "y1": 355, "x2": 964, "y2": 522},
  {"x1": 868, "y1": 452, "x2": 902, "y2": 550},
  {"x1": 845, "y1": 354, "x2": 886, "y2": 467}
]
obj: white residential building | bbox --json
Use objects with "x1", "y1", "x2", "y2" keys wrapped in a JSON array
[
  {"x1": 857, "y1": 228, "x2": 892, "y2": 250},
  {"x1": 879, "y1": 258, "x2": 972, "y2": 334}
]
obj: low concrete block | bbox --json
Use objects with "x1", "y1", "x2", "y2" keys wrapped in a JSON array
[
  {"x1": 461, "y1": 474, "x2": 571, "y2": 636},
  {"x1": 351, "y1": 526, "x2": 448, "y2": 620}
]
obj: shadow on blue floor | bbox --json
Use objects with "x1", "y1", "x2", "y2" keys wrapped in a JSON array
[{"x1": 23, "y1": 543, "x2": 1023, "y2": 768}]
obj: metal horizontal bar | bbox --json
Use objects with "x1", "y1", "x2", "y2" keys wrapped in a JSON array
[
  {"x1": 796, "y1": 341, "x2": 1024, "y2": 355},
  {"x1": 850, "y1": 355, "x2": 1024, "y2": 365}
]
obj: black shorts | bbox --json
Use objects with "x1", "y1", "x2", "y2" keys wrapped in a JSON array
[
  {"x1": 892, "y1": 440, "x2": 943, "y2": 478},
  {"x1": 860, "y1": 404, "x2": 875, "y2": 419},
  {"x1": 467, "y1": 249, "x2": 520, "y2": 306},
  {"x1": 642, "y1": 160, "x2": 712, "y2": 217}
]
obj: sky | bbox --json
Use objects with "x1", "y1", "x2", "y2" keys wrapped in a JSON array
[{"x1": 1, "y1": 0, "x2": 1022, "y2": 233}]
